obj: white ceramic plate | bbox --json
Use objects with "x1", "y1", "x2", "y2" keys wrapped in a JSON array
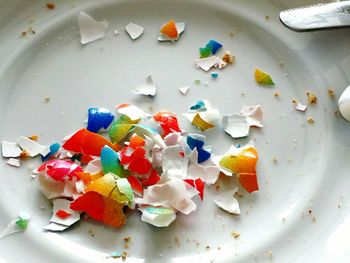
[{"x1": 0, "y1": 0, "x2": 350, "y2": 262}]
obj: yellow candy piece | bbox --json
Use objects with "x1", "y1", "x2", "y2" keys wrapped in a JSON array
[
  {"x1": 192, "y1": 113, "x2": 215, "y2": 132},
  {"x1": 255, "y1": 68, "x2": 275, "y2": 85},
  {"x1": 219, "y1": 147, "x2": 258, "y2": 175},
  {"x1": 85, "y1": 173, "x2": 130, "y2": 205}
]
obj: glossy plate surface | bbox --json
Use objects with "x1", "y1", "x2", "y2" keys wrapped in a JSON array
[{"x1": 0, "y1": 0, "x2": 349, "y2": 262}]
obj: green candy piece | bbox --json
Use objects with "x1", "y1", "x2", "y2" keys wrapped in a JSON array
[
  {"x1": 15, "y1": 218, "x2": 29, "y2": 230},
  {"x1": 199, "y1": 45, "x2": 212, "y2": 58}
]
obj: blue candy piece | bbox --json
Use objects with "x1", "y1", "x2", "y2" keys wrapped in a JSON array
[
  {"x1": 187, "y1": 135, "x2": 211, "y2": 163},
  {"x1": 87, "y1": 108, "x2": 114, "y2": 133},
  {"x1": 206, "y1": 40, "x2": 223, "y2": 54},
  {"x1": 187, "y1": 136, "x2": 204, "y2": 150},
  {"x1": 41, "y1": 143, "x2": 60, "y2": 161},
  {"x1": 197, "y1": 148, "x2": 211, "y2": 163},
  {"x1": 190, "y1": 100, "x2": 206, "y2": 111}
]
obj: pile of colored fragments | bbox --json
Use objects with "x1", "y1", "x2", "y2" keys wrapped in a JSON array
[{"x1": 1, "y1": 102, "x2": 259, "y2": 231}]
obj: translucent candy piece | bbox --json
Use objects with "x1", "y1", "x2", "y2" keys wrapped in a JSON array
[
  {"x1": 62, "y1": 129, "x2": 117, "y2": 157},
  {"x1": 87, "y1": 107, "x2": 114, "y2": 133},
  {"x1": 1, "y1": 141, "x2": 21, "y2": 158},
  {"x1": 255, "y1": 68, "x2": 275, "y2": 85},
  {"x1": 179, "y1": 86, "x2": 189, "y2": 95},
  {"x1": 139, "y1": 206, "x2": 176, "y2": 227},
  {"x1": 199, "y1": 45, "x2": 212, "y2": 58},
  {"x1": 195, "y1": 56, "x2": 221, "y2": 72},
  {"x1": 160, "y1": 20, "x2": 178, "y2": 39},
  {"x1": 133, "y1": 74, "x2": 157, "y2": 96},
  {"x1": 241, "y1": 105, "x2": 264, "y2": 127},
  {"x1": 125, "y1": 22, "x2": 144, "y2": 40},
  {"x1": 206, "y1": 40, "x2": 223, "y2": 54},
  {"x1": 222, "y1": 114, "x2": 250, "y2": 139},
  {"x1": 116, "y1": 104, "x2": 149, "y2": 121},
  {"x1": 213, "y1": 189, "x2": 240, "y2": 214},
  {"x1": 79, "y1": 12, "x2": 108, "y2": 45}
]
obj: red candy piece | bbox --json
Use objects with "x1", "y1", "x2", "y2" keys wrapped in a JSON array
[
  {"x1": 238, "y1": 173, "x2": 259, "y2": 193},
  {"x1": 153, "y1": 111, "x2": 181, "y2": 136},
  {"x1": 128, "y1": 158, "x2": 152, "y2": 174},
  {"x1": 184, "y1": 178, "x2": 205, "y2": 200},
  {"x1": 71, "y1": 191, "x2": 104, "y2": 221},
  {"x1": 56, "y1": 209, "x2": 71, "y2": 219},
  {"x1": 127, "y1": 176, "x2": 143, "y2": 195},
  {"x1": 131, "y1": 147, "x2": 145, "y2": 158},
  {"x1": 62, "y1": 129, "x2": 117, "y2": 157},
  {"x1": 38, "y1": 160, "x2": 83, "y2": 181},
  {"x1": 141, "y1": 169, "x2": 160, "y2": 186}
]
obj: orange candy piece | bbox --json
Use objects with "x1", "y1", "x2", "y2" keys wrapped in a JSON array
[
  {"x1": 219, "y1": 147, "x2": 259, "y2": 193},
  {"x1": 62, "y1": 129, "x2": 118, "y2": 157},
  {"x1": 160, "y1": 20, "x2": 178, "y2": 39}
]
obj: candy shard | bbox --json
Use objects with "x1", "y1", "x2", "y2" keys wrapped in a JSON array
[
  {"x1": 62, "y1": 129, "x2": 117, "y2": 156},
  {"x1": 192, "y1": 113, "x2": 215, "y2": 132},
  {"x1": 2, "y1": 141, "x2": 21, "y2": 158},
  {"x1": 216, "y1": 144, "x2": 259, "y2": 193},
  {"x1": 135, "y1": 176, "x2": 198, "y2": 215},
  {"x1": 241, "y1": 105, "x2": 263, "y2": 128},
  {"x1": 255, "y1": 68, "x2": 275, "y2": 85},
  {"x1": 158, "y1": 22, "x2": 185, "y2": 42},
  {"x1": 125, "y1": 22, "x2": 144, "y2": 40},
  {"x1": 199, "y1": 45, "x2": 213, "y2": 58},
  {"x1": 87, "y1": 107, "x2": 114, "y2": 133},
  {"x1": 79, "y1": 12, "x2": 108, "y2": 45},
  {"x1": 0, "y1": 211, "x2": 31, "y2": 239},
  {"x1": 7, "y1": 158, "x2": 20, "y2": 167},
  {"x1": 195, "y1": 56, "x2": 220, "y2": 72},
  {"x1": 179, "y1": 86, "x2": 189, "y2": 95},
  {"x1": 100, "y1": 145, "x2": 127, "y2": 177},
  {"x1": 139, "y1": 206, "x2": 176, "y2": 227},
  {"x1": 213, "y1": 189, "x2": 240, "y2": 214},
  {"x1": 206, "y1": 40, "x2": 223, "y2": 54},
  {"x1": 160, "y1": 20, "x2": 178, "y2": 39},
  {"x1": 116, "y1": 104, "x2": 149, "y2": 121},
  {"x1": 49, "y1": 199, "x2": 80, "y2": 227},
  {"x1": 222, "y1": 114, "x2": 250, "y2": 139},
  {"x1": 296, "y1": 103, "x2": 307, "y2": 112},
  {"x1": 133, "y1": 74, "x2": 157, "y2": 96},
  {"x1": 17, "y1": 136, "x2": 48, "y2": 157}
]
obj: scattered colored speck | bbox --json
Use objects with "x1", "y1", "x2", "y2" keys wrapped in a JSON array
[{"x1": 211, "y1": 72, "x2": 218, "y2": 79}]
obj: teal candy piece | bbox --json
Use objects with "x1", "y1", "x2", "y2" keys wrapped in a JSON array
[{"x1": 100, "y1": 146, "x2": 128, "y2": 177}]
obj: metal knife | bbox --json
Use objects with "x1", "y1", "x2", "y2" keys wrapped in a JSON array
[{"x1": 280, "y1": 1, "x2": 350, "y2": 32}]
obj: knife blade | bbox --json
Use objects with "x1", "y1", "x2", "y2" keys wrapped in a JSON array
[{"x1": 280, "y1": 1, "x2": 350, "y2": 32}]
